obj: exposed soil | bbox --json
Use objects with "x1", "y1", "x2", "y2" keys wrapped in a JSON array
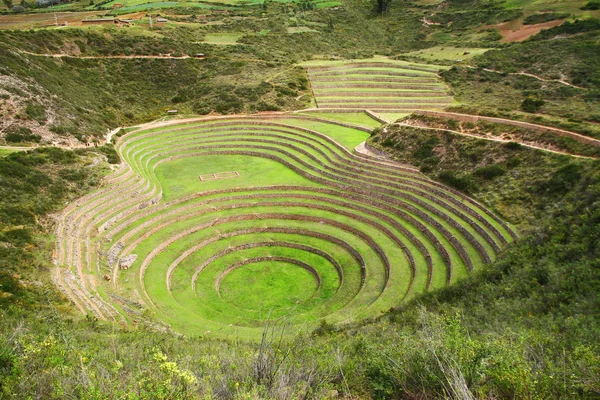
[{"x1": 490, "y1": 19, "x2": 565, "y2": 42}]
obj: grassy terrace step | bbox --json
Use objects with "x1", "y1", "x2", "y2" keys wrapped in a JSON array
[
  {"x1": 311, "y1": 83, "x2": 445, "y2": 90},
  {"x1": 145, "y1": 142, "x2": 499, "y2": 264},
  {"x1": 317, "y1": 104, "x2": 449, "y2": 110},
  {"x1": 54, "y1": 115, "x2": 515, "y2": 339},
  {"x1": 318, "y1": 98, "x2": 452, "y2": 104},
  {"x1": 121, "y1": 119, "x2": 511, "y2": 235},
  {"x1": 304, "y1": 58, "x2": 452, "y2": 113},
  {"x1": 309, "y1": 76, "x2": 440, "y2": 84},
  {"x1": 313, "y1": 90, "x2": 451, "y2": 97},
  {"x1": 305, "y1": 62, "x2": 443, "y2": 74},
  {"x1": 125, "y1": 131, "x2": 506, "y2": 253},
  {"x1": 120, "y1": 122, "x2": 510, "y2": 260},
  {"x1": 308, "y1": 69, "x2": 439, "y2": 78}
]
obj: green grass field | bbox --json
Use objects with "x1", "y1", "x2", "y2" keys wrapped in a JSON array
[
  {"x1": 0, "y1": 147, "x2": 27, "y2": 157},
  {"x1": 54, "y1": 114, "x2": 516, "y2": 339}
]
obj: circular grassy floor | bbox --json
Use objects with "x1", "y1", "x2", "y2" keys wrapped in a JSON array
[{"x1": 218, "y1": 259, "x2": 320, "y2": 312}]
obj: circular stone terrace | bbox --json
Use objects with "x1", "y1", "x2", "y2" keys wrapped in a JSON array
[{"x1": 54, "y1": 113, "x2": 516, "y2": 339}]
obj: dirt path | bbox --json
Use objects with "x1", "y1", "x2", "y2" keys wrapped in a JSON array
[
  {"x1": 0, "y1": 145, "x2": 31, "y2": 151},
  {"x1": 467, "y1": 66, "x2": 585, "y2": 89},
  {"x1": 395, "y1": 123, "x2": 597, "y2": 159},
  {"x1": 413, "y1": 110, "x2": 600, "y2": 148},
  {"x1": 355, "y1": 141, "x2": 387, "y2": 160},
  {"x1": 106, "y1": 127, "x2": 121, "y2": 144}
]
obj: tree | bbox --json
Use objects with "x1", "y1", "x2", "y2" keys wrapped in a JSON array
[
  {"x1": 376, "y1": 0, "x2": 392, "y2": 15},
  {"x1": 297, "y1": 0, "x2": 315, "y2": 12},
  {"x1": 2, "y1": 0, "x2": 14, "y2": 8}
]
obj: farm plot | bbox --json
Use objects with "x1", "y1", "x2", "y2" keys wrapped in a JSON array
[
  {"x1": 303, "y1": 59, "x2": 455, "y2": 114},
  {"x1": 54, "y1": 114, "x2": 515, "y2": 339}
]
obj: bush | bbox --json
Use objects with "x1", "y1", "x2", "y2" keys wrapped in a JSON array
[
  {"x1": 540, "y1": 163, "x2": 583, "y2": 194},
  {"x1": 4, "y1": 127, "x2": 41, "y2": 143},
  {"x1": 412, "y1": 136, "x2": 440, "y2": 160},
  {"x1": 214, "y1": 93, "x2": 243, "y2": 114},
  {"x1": 504, "y1": 141, "x2": 522, "y2": 150},
  {"x1": 419, "y1": 156, "x2": 440, "y2": 174},
  {"x1": 523, "y1": 13, "x2": 569, "y2": 25},
  {"x1": 97, "y1": 144, "x2": 120, "y2": 164},
  {"x1": 438, "y1": 170, "x2": 475, "y2": 193},
  {"x1": 521, "y1": 97, "x2": 545, "y2": 113},
  {"x1": 581, "y1": 0, "x2": 600, "y2": 10},
  {"x1": 255, "y1": 101, "x2": 280, "y2": 112},
  {"x1": 24, "y1": 102, "x2": 46, "y2": 123},
  {"x1": 474, "y1": 164, "x2": 506, "y2": 180}
]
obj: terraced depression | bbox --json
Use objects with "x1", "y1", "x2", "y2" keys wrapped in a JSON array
[
  {"x1": 55, "y1": 114, "x2": 516, "y2": 339},
  {"x1": 302, "y1": 59, "x2": 456, "y2": 117}
]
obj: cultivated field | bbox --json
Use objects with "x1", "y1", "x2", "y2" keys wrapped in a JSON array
[
  {"x1": 54, "y1": 114, "x2": 515, "y2": 339},
  {"x1": 302, "y1": 59, "x2": 456, "y2": 118},
  {"x1": 0, "y1": 11, "x2": 105, "y2": 29}
]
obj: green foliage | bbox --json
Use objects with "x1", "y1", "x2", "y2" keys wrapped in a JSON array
[
  {"x1": 367, "y1": 122, "x2": 594, "y2": 226},
  {"x1": 473, "y1": 20, "x2": 600, "y2": 89},
  {"x1": 521, "y1": 96, "x2": 545, "y2": 113},
  {"x1": 438, "y1": 170, "x2": 476, "y2": 193},
  {"x1": 426, "y1": 1, "x2": 522, "y2": 30},
  {"x1": 523, "y1": 12, "x2": 570, "y2": 25},
  {"x1": 4, "y1": 127, "x2": 41, "y2": 143},
  {"x1": 297, "y1": 0, "x2": 315, "y2": 11},
  {"x1": 412, "y1": 136, "x2": 440, "y2": 160},
  {"x1": 473, "y1": 164, "x2": 505, "y2": 180},
  {"x1": 96, "y1": 144, "x2": 120, "y2": 164},
  {"x1": 24, "y1": 101, "x2": 46, "y2": 123},
  {"x1": 0, "y1": 148, "x2": 105, "y2": 312},
  {"x1": 504, "y1": 141, "x2": 522, "y2": 150},
  {"x1": 539, "y1": 162, "x2": 583, "y2": 194},
  {"x1": 375, "y1": 0, "x2": 391, "y2": 15},
  {"x1": 581, "y1": 0, "x2": 600, "y2": 10}
]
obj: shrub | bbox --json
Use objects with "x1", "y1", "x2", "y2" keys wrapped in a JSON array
[
  {"x1": 24, "y1": 102, "x2": 46, "y2": 123},
  {"x1": 446, "y1": 119, "x2": 459, "y2": 130},
  {"x1": 540, "y1": 163, "x2": 583, "y2": 194},
  {"x1": 214, "y1": 93, "x2": 243, "y2": 114},
  {"x1": 581, "y1": 0, "x2": 600, "y2": 10},
  {"x1": 4, "y1": 127, "x2": 41, "y2": 143},
  {"x1": 97, "y1": 144, "x2": 120, "y2": 164},
  {"x1": 438, "y1": 170, "x2": 475, "y2": 193},
  {"x1": 255, "y1": 101, "x2": 280, "y2": 112},
  {"x1": 523, "y1": 13, "x2": 569, "y2": 25},
  {"x1": 504, "y1": 141, "x2": 522, "y2": 150},
  {"x1": 474, "y1": 164, "x2": 506, "y2": 180},
  {"x1": 521, "y1": 97, "x2": 545, "y2": 113},
  {"x1": 412, "y1": 136, "x2": 440, "y2": 160}
]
